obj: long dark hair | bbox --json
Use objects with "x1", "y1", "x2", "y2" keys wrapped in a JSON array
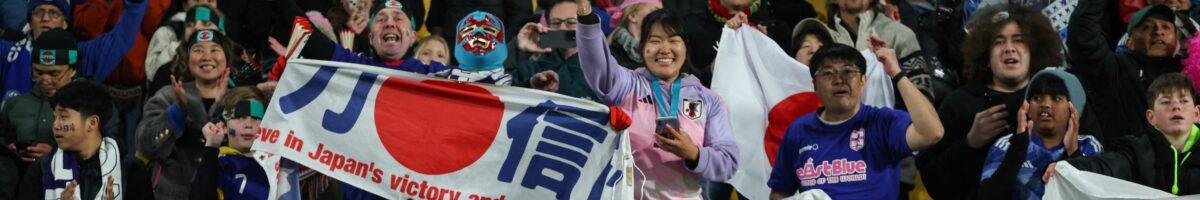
[{"x1": 636, "y1": 9, "x2": 695, "y2": 75}]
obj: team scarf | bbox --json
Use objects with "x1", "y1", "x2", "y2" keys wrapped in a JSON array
[
  {"x1": 709, "y1": 0, "x2": 761, "y2": 24},
  {"x1": 43, "y1": 137, "x2": 122, "y2": 200},
  {"x1": 448, "y1": 67, "x2": 512, "y2": 86}
]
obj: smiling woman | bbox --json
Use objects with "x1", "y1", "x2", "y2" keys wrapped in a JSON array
[
  {"x1": 136, "y1": 29, "x2": 237, "y2": 199},
  {"x1": 575, "y1": 0, "x2": 740, "y2": 198}
]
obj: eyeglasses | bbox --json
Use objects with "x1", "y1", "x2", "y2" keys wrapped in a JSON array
[
  {"x1": 32, "y1": 8, "x2": 63, "y2": 19},
  {"x1": 549, "y1": 18, "x2": 578, "y2": 28},
  {"x1": 814, "y1": 68, "x2": 862, "y2": 81}
]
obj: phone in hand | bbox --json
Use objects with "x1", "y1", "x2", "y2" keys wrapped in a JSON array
[
  {"x1": 654, "y1": 117, "x2": 680, "y2": 148},
  {"x1": 984, "y1": 92, "x2": 1003, "y2": 108},
  {"x1": 539, "y1": 30, "x2": 577, "y2": 49},
  {"x1": 13, "y1": 141, "x2": 30, "y2": 151},
  {"x1": 656, "y1": 117, "x2": 680, "y2": 137}
]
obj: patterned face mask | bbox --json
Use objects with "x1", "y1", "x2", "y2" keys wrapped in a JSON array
[{"x1": 454, "y1": 11, "x2": 508, "y2": 71}]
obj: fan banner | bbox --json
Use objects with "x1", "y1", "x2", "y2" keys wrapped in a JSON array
[{"x1": 253, "y1": 59, "x2": 634, "y2": 200}]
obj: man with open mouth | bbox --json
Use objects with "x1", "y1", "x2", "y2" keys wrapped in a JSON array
[
  {"x1": 1068, "y1": 1, "x2": 1186, "y2": 148},
  {"x1": 270, "y1": 0, "x2": 452, "y2": 81}
]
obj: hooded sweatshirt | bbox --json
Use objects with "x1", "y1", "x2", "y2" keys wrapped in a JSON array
[{"x1": 577, "y1": 13, "x2": 739, "y2": 199}]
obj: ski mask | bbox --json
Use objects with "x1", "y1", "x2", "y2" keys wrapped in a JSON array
[{"x1": 454, "y1": 11, "x2": 507, "y2": 71}]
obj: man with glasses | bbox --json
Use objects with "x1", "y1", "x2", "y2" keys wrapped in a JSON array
[
  {"x1": 511, "y1": 0, "x2": 600, "y2": 102},
  {"x1": 1, "y1": 29, "x2": 120, "y2": 187},
  {"x1": 0, "y1": 0, "x2": 147, "y2": 107},
  {"x1": 767, "y1": 43, "x2": 943, "y2": 199}
]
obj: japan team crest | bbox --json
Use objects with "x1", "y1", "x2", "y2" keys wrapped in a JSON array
[
  {"x1": 849, "y1": 128, "x2": 865, "y2": 151},
  {"x1": 683, "y1": 98, "x2": 704, "y2": 120}
]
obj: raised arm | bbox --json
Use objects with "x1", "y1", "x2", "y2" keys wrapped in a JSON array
[
  {"x1": 76, "y1": 0, "x2": 147, "y2": 80},
  {"x1": 1066, "y1": 0, "x2": 1120, "y2": 83},
  {"x1": 575, "y1": 0, "x2": 638, "y2": 105},
  {"x1": 875, "y1": 46, "x2": 942, "y2": 150},
  {"x1": 900, "y1": 73, "x2": 943, "y2": 150}
]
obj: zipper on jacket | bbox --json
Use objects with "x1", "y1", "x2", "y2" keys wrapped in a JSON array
[{"x1": 1171, "y1": 145, "x2": 1192, "y2": 195}]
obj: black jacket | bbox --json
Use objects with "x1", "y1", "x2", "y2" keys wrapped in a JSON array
[
  {"x1": 1066, "y1": 128, "x2": 1200, "y2": 195},
  {"x1": 1068, "y1": 0, "x2": 1183, "y2": 145},
  {"x1": 916, "y1": 83, "x2": 1024, "y2": 200}
]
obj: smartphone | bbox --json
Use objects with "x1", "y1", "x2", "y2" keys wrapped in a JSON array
[
  {"x1": 655, "y1": 117, "x2": 680, "y2": 137},
  {"x1": 539, "y1": 30, "x2": 577, "y2": 49},
  {"x1": 13, "y1": 141, "x2": 30, "y2": 151},
  {"x1": 983, "y1": 92, "x2": 1003, "y2": 108}
]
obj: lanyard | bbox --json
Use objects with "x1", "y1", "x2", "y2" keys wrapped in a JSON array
[{"x1": 649, "y1": 76, "x2": 682, "y2": 117}]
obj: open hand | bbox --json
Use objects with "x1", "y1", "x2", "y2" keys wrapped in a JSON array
[{"x1": 170, "y1": 75, "x2": 188, "y2": 108}]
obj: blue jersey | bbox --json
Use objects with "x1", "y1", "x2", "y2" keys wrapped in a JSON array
[
  {"x1": 217, "y1": 148, "x2": 271, "y2": 200},
  {"x1": 768, "y1": 105, "x2": 913, "y2": 200},
  {"x1": 980, "y1": 133, "x2": 1103, "y2": 199}
]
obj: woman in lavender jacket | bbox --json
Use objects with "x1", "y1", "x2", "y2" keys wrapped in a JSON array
[{"x1": 574, "y1": 0, "x2": 739, "y2": 199}]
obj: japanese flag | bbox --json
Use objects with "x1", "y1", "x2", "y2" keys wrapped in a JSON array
[{"x1": 710, "y1": 27, "x2": 893, "y2": 199}]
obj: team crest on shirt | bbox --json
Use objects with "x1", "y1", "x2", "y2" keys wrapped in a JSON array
[
  {"x1": 682, "y1": 98, "x2": 704, "y2": 120},
  {"x1": 849, "y1": 128, "x2": 865, "y2": 151}
]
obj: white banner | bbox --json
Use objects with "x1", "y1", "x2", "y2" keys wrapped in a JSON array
[
  {"x1": 253, "y1": 59, "x2": 634, "y2": 200},
  {"x1": 1044, "y1": 162, "x2": 1191, "y2": 200}
]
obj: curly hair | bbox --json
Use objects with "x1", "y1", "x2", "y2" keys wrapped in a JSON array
[{"x1": 961, "y1": 5, "x2": 1062, "y2": 85}]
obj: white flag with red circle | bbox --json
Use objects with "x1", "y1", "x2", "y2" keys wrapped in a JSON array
[{"x1": 253, "y1": 59, "x2": 634, "y2": 200}]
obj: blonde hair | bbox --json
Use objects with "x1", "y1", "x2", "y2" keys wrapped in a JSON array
[
  {"x1": 414, "y1": 36, "x2": 450, "y2": 64},
  {"x1": 608, "y1": 3, "x2": 659, "y2": 44},
  {"x1": 415, "y1": 36, "x2": 449, "y2": 52}
]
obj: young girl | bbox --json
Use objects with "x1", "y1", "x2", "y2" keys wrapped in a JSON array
[{"x1": 413, "y1": 36, "x2": 451, "y2": 66}]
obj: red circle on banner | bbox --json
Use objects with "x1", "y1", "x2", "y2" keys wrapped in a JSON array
[
  {"x1": 375, "y1": 78, "x2": 504, "y2": 175},
  {"x1": 765, "y1": 92, "x2": 822, "y2": 166}
]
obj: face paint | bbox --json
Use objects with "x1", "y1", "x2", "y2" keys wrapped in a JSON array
[{"x1": 454, "y1": 11, "x2": 508, "y2": 71}]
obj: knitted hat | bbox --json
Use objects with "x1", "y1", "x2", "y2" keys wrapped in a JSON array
[
  {"x1": 369, "y1": 0, "x2": 416, "y2": 29},
  {"x1": 27, "y1": 0, "x2": 73, "y2": 24},
  {"x1": 32, "y1": 28, "x2": 78, "y2": 66},
  {"x1": 1025, "y1": 68, "x2": 1087, "y2": 113},
  {"x1": 186, "y1": 5, "x2": 227, "y2": 32},
  {"x1": 186, "y1": 29, "x2": 227, "y2": 50}
]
